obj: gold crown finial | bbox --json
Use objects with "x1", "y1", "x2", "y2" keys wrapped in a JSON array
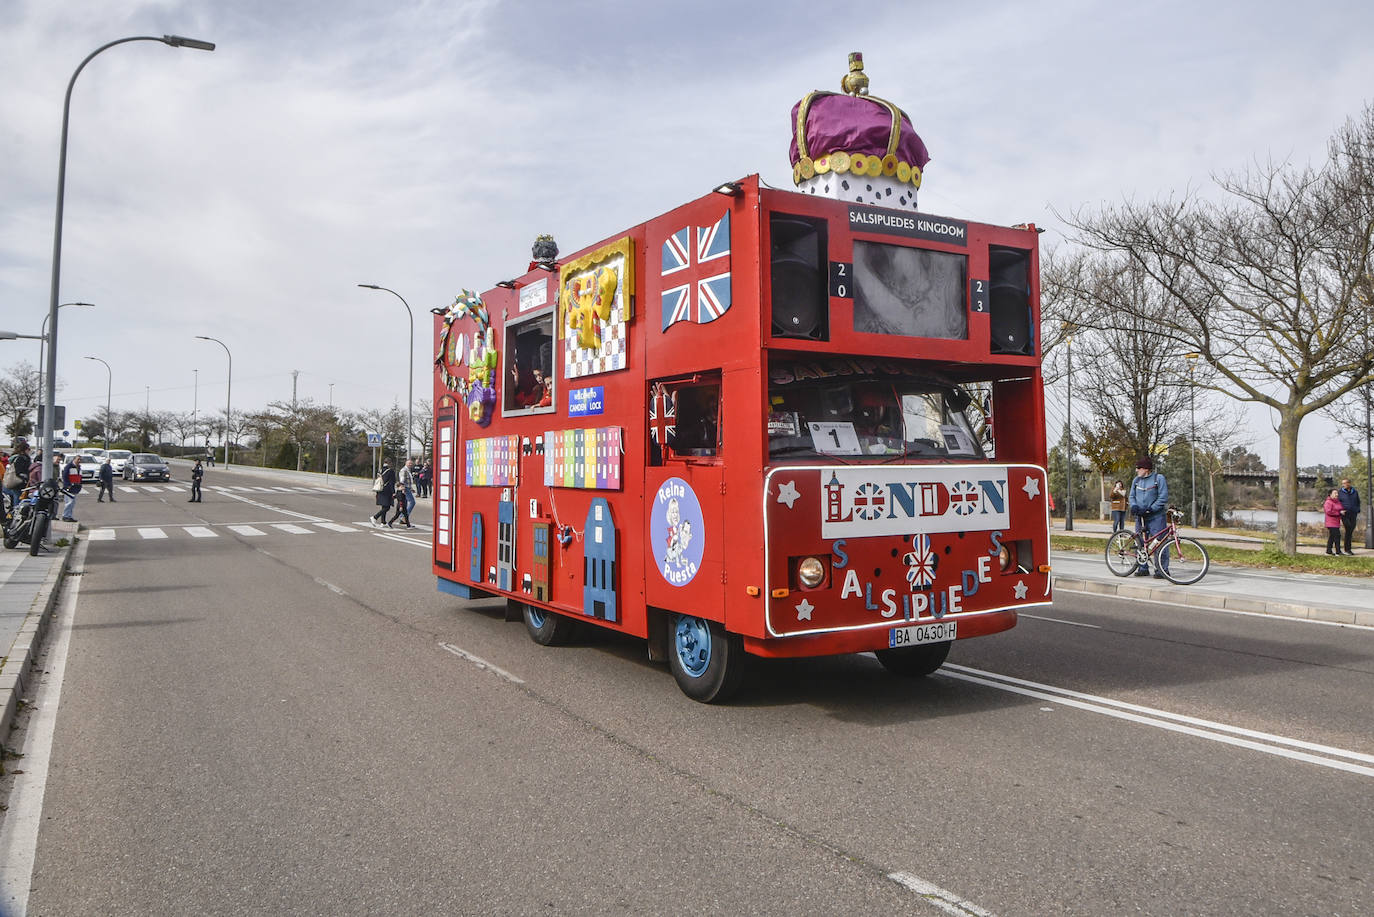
[{"x1": 841, "y1": 51, "x2": 869, "y2": 96}]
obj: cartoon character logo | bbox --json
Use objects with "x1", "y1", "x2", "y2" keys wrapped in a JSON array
[{"x1": 650, "y1": 477, "x2": 705, "y2": 587}]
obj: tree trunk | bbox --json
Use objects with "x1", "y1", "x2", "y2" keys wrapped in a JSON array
[
  {"x1": 1208, "y1": 470, "x2": 1217, "y2": 528},
  {"x1": 1275, "y1": 413, "x2": 1301, "y2": 554}
]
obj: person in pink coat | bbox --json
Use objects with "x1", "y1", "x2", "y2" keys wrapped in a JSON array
[{"x1": 1323, "y1": 489, "x2": 1344, "y2": 555}]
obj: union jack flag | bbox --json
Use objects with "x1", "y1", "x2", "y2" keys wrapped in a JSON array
[
  {"x1": 649, "y1": 386, "x2": 676, "y2": 448},
  {"x1": 950, "y1": 480, "x2": 979, "y2": 515},
  {"x1": 904, "y1": 534, "x2": 938, "y2": 590},
  {"x1": 661, "y1": 211, "x2": 731, "y2": 330}
]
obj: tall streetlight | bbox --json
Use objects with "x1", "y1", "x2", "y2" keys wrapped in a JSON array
[
  {"x1": 1185, "y1": 352, "x2": 1199, "y2": 527},
  {"x1": 357, "y1": 284, "x2": 414, "y2": 461},
  {"x1": 42, "y1": 34, "x2": 215, "y2": 482},
  {"x1": 195, "y1": 336, "x2": 231, "y2": 468},
  {"x1": 193, "y1": 368, "x2": 199, "y2": 449},
  {"x1": 36, "y1": 301, "x2": 93, "y2": 441},
  {"x1": 83, "y1": 356, "x2": 112, "y2": 450},
  {"x1": 1063, "y1": 322, "x2": 1075, "y2": 532}
]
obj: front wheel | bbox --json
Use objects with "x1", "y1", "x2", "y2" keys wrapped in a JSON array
[
  {"x1": 521, "y1": 603, "x2": 579, "y2": 646},
  {"x1": 1161, "y1": 537, "x2": 1209, "y2": 585},
  {"x1": 28, "y1": 511, "x2": 48, "y2": 556},
  {"x1": 668, "y1": 614, "x2": 746, "y2": 703},
  {"x1": 1104, "y1": 531, "x2": 1143, "y2": 577},
  {"x1": 874, "y1": 640, "x2": 952, "y2": 677}
]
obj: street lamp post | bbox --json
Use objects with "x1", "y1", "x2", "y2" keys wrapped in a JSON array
[
  {"x1": 36, "y1": 302, "x2": 93, "y2": 443},
  {"x1": 83, "y1": 356, "x2": 112, "y2": 450},
  {"x1": 195, "y1": 336, "x2": 231, "y2": 468},
  {"x1": 1063, "y1": 324, "x2": 1074, "y2": 532},
  {"x1": 1186, "y1": 352, "x2": 1199, "y2": 528},
  {"x1": 193, "y1": 368, "x2": 199, "y2": 449},
  {"x1": 43, "y1": 34, "x2": 215, "y2": 481},
  {"x1": 357, "y1": 284, "x2": 414, "y2": 463}
]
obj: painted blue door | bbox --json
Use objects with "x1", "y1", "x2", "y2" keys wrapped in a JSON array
[
  {"x1": 583, "y1": 498, "x2": 617, "y2": 622},
  {"x1": 497, "y1": 498, "x2": 516, "y2": 591},
  {"x1": 469, "y1": 513, "x2": 483, "y2": 583}
]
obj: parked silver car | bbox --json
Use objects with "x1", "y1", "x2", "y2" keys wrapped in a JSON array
[{"x1": 123, "y1": 453, "x2": 171, "y2": 482}]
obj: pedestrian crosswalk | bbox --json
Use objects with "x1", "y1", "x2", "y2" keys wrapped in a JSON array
[
  {"x1": 109, "y1": 485, "x2": 343, "y2": 495},
  {"x1": 85, "y1": 521, "x2": 426, "y2": 541}
]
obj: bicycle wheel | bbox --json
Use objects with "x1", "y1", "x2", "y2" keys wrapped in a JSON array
[
  {"x1": 1104, "y1": 531, "x2": 1142, "y2": 577},
  {"x1": 1161, "y1": 536, "x2": 1209, "y2": 585}
]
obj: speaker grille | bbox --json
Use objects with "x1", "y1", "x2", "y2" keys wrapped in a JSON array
[{"x1": 770, "y1": 215, "x2": 828, "y2": 339}]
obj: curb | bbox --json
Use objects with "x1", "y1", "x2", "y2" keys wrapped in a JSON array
[
  {"x1": 0, "y1": 538, "x2": 73, "y2": 742},
  {"x1": 1052, "y1": 575, "x2": 1374, "y2": 627}
]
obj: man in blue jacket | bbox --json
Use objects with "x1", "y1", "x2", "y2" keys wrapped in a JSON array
[
  {"x1": 1337, "y1": 478, "x2": 1361, "y2": 555},
  {"x1": 1129, "y1": 456, "x2": 1169, "y2": 577}
]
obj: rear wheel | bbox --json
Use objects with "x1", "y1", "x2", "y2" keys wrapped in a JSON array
[
  {"x1": 668, "y1": 614, "x2": 746, "y2": 703},
  {"x1": 1104, "y1": 531, "x2": 1142, "y2": 577},
  {"x1": 874, "y1": 640, "x2": 952, "y2": 677},
  {"x1": 1162, "y1": 537, "x2": 1209, "y2": 586},
  {"x1": 521, "y1": 603, "x2": 578, "y2": 646},
  {"x1": 28, "y1": 511, "x2": 48, "y2": 556}
]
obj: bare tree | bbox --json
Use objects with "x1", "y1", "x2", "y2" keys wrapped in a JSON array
[
  {"x1": 165, "y1": 411, "x2": 200, "y2": 451},
  {"x1": 1061, "y1": 105, "x2": 1374, "y2": 553},
  {"x1": 268, "y1": 398, "x2": 335, "y2": 471},
  {"x1": 0, "y1": 361, "x2": 40, "y2": 439}
]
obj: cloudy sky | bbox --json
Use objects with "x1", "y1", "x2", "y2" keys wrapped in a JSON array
[{"x1": 3, "y1": 0, "x2": 1373, "y2": 467}]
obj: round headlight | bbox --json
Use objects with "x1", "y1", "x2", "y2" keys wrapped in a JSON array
[
  {"x1": 797, "y1": 556, "x2": 826, "y2": 589},
  {"x1": 998, "y1": 542, "x2": 1015, "y2": 572}
]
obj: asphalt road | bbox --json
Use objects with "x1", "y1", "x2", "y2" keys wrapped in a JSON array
[{"x1": 4, "y1": 464, "x2": 1372, "y2": 916}]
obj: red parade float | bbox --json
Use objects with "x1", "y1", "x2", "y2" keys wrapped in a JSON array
[{"x1": 431, "y1": 54, "x2": 1050, "y2": 701}]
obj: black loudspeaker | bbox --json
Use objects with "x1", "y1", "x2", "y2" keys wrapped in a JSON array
[
  {"x1": 988, "y1": 247, "x2": 1032, "y2": 355},
  {"x1": 770, "y1": 215, "x2": 828, "y2": 339}
]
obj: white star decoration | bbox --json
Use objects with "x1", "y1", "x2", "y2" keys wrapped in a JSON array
[
  {"x1": 1013, "y1": 581, "x2": 1029, "y2": 600},
  {"x1": 795, "y1": 599, "x2": 814, "y2": 621},
  {"x1": 1022, "y1": 476, "x2": 1040, "y2": 500},
  {"x1": 777, "y1": 480, "x2": 801, "y2": 509}
]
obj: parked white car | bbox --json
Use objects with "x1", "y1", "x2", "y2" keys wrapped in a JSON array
[{"x1": 105, "y1": 449, "x2": 133, "y2": 475}]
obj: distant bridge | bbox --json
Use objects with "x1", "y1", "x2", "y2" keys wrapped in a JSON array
[{"x1": 1221, "y1": 470, "x2": 1324, "y2": 489}]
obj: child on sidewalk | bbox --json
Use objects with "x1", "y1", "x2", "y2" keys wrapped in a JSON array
[{"x1": 1323, "y1": 489, "x2": 1344, "y2": 555}]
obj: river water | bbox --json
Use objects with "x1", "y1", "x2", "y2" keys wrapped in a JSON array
[{"x1": 1228, "y1": 509, "x2": 1326, "y2": 529}]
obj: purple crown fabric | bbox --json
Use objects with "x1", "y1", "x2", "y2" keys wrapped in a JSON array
[{"x1": 790, "y1": 93, "x2": 930, "y2": 168}]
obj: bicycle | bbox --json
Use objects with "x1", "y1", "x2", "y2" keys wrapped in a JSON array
[{"x1": 1104, "y1": 506, "x2": 1210, "y2": 585}]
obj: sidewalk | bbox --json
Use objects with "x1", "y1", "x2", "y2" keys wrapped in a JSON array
[
  {"x1": 1050, "y1": 518, "x2": 1373, "y2": 627},
  {"x1": 0, "y1": 521, "x2": 76, "y2": 740}
]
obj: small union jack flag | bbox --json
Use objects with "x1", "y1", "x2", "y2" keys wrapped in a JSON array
[
  {"x1": 661, "y1": 211, "x2": 731, "y2": 330},
  {"x1": 904, "y1": 534, "x2": 938, "y2": 590},
  {"x1": 649, "y1": 386, "x2": 676, "y2": 448},
  {"x1": 950, "y1": 480, "x2": 979, "y2": 515},
  {"x1": 852, "y1": 481, "x2": 886, "y2": 520}
]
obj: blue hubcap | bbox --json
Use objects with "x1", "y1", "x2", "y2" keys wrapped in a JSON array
[
  {"x1": 528, "y1": 607, "x2": 547, "y2": 628},
  {"x1": 673, "y1": 616, "x2": 712, "y2": 678}
]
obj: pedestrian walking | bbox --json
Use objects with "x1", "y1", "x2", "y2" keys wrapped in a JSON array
[
  {"x1": 1109, "y1": 480, "x2": 1127, "y2": 532},
  {"x1": 189, "y1": 459, "x2": 204, "y2": 502},
  {"x1": 29, "y1": 451, "x2": 43, "y2": 485},
  {"x1": 388, "y1": 458, "x2": 416, "y2": 528},
  {"x1": 370, "y1": 461, "x2": 395, "y2": 527},
  {"x1": 1323, "y1": 488, "x2": 1344, "y2": 555},
  {"x1": 1336, "y1": 478, "x2": 1361, "y2": 555},
  {"x1": 415, "y1": 460, "x2": 429, "y2": 498},
  {"x1": 1128, "y1": 456, "x2": 1169, "y2": 578},
  {"x1": 60, "y1": 454, "x2": 83, "y2": 522},
  {"x1": 96, "y1": 455, "x2": 117, "y2": 502}
]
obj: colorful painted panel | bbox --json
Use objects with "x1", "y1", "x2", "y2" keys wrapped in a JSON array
[
  {"x1": 532, "y1": 522, "x2": 550, "y2": 602},
  {"x1": 465, "y1": 434, "x2": 520, "y2": 486},
  {"x1": 583, "y1": 498, "x2": 618, "y2": 622},
  {"x1": 559, "y1": 237, "x2": 634, "y2": 379},
  {"x1": 543, "y1": 427, "x2": 623, "y2": 490}
]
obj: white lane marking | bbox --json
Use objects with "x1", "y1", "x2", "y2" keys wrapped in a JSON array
[
  {"x1": 214, "y1": 489, "x2": 329, "y2": 523},
  {"x1": 1020, "y1": 613, "x2": 1100, "y2": 629},
  {"x1": 941, "y1": 664, "x2": 1374, "y2": 777},
  {"x1": 372, "y1": 530, "x2": 429, "y2": 548},
  {"x1": 183, "y1": 526, "x2": 217, "y2": 538},
  {"x1": 137, "y1": 527, "x2": 167, "y2": 539},
  {"x1": 313, "y1": 577, "x2": 347, "y2": 595},
  {"x1": 0, "y1": 538, "x2": 89, "y2": 914},
  {"x1": 887, "y1": 873, "x2": 997, "y2": 917},
  {"x1": 87, "y1": 529, "x2": 115, "y2": 541},
  {"x1": 226, "y1": 525, "x2": 267, "y2": 537},
  {"x1": 269, "y1": 523, "x2": 314, "y2": 535},
  {"x1": 315, "y1": 522, "x2": 360, "y2": 533},
  {"x1": 439, "y1": 642, "x2": 525, "y2": 684}
]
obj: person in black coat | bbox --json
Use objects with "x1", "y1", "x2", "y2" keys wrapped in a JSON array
[
  {"x1": 370, "y1": 462, "x2": 395, "y2": 527},
  {"x1": 97, "y1": 456, "x2": 117, "y2": 502},
  {"x1": 1337, "y1": 478, "x2": 1362, "y2": 555},
  {"x1": 189, "y1": 460, "x2": 204, "y2": 502}
]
